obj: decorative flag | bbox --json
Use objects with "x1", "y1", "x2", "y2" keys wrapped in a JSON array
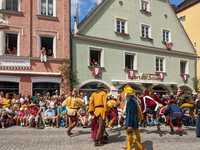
[
  {"x1": 159, "y1": 72, "x2": 164, "y2": 81},
  {"x1": 92, "y1": 67, "x2": 101, "y2": 77},
  {"x1": 166, "y1": 42, "x2": 171, "y2": 50},
  {"x1": 128, "y1": 70, "x2": 135, "y2": 79},
  {"x1": 183, "y1": 74, "x2": 188, "y2": 82}
]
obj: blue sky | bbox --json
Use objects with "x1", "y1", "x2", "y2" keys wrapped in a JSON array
[{"x1": 71, "y1": 0, "x2": 184, "y2": 27}]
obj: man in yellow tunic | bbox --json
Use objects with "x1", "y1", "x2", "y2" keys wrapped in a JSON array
[
  {"x1": 89, "y1": 83, "x2": 109, "y2": 146},
  {"x1": 62, "y1": 88, "x2": 86, "y2": 136},
  {"x1": 117, "y1": 84, "x2": 131, "y2": 110}
]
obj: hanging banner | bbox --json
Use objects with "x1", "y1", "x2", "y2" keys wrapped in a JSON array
[
  {"x1": 128, "y1": 70, "x2": 135, "y2": 79},
  {"x1": 166, "y1": 42, "x2": 171, "y2": 50},
  {"x1": 92, "y1": 67, "x2": 101, "y2": 77},
  {"x1": 158, "y1": 72, "x2": 164, "y2": 81},
  {"x1": 183, "y1": 74, "x2": 188, "y2": 82}
]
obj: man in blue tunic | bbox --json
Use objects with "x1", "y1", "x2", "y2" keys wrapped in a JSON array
[
  {"x1": 125, "y1": 87, "x2": 146, "y2": 150},
  {"x1": 164, "y1": 100, "x2": 185, "y2": 136}
]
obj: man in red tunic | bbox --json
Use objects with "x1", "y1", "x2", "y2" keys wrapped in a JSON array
[{"x1": 141, "y1": 89, "x2": 166, "y2": 130}]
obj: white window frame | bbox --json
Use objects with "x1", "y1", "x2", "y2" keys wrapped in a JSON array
[
  {"x1": 140, "y1": 23, "x2": 152, "y2": 38},
  {"x1": 141, "y1": 0, "x2": 150, "y2": 12},
  {"x1": 3, "y1": 0, "x2": 21, "y2": 11},
  {"x1": 88, "y1": 46, "x2": 104, "y2": 68},
  {"x1": 155, "y1": 56, "x2": 166, "y2": 73},
  {"x1": 162, "y1": 28, "x2": 172, "y2": 43},
  {"x1": 115, "y1": 17, "x2": 128, "y2": 34},
  {"x1": 124, "y1": 51, "x2": 137, "y2": 70},
  {"x1": 37, "y1": 34, "x2": 56, "y2": 58},
  {"x1": 38, "y1": 0, "x2": 56, "y2": 17},
  {"x1": 180, "y1": 59, "x2": 189, "y2": 75},
  {"x1": 0, "y1": 30, "x2": 20, "y2": 56}
]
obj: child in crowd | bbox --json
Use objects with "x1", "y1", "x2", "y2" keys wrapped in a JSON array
[
  {"x1": 40, "y1": 47, "x2": 47, "y2": 62},
  {"x1": 25, "y1": 108, "x2": 29, "y2": 126},
  {"x1": 13, "y1": 107, "x2": 20, "y2": 126},
  {"x1": 117, "y1": 103, "x2": 125, "y2": 128},
  {"x1": 22, "y1": 101, "x2": 28, "y2": 109},
  {"x1": 19, "y1": 108, "x2": 25, "y2": 126}
]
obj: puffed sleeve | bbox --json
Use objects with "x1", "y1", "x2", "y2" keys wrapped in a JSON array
[
  {"x1": 89, "y1": 94, "x2": 95, "y2": 112},
  {"x1": 103, "y1": 92, "x2": 109, "y2": 112}
]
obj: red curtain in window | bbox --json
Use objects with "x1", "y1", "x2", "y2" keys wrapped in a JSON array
[
  {"x1": 128, "y1": 70, "x2": 135, "y2": 79},
  {"x1": 92, "y1": 67, "x2": 101, "y2": 77}
]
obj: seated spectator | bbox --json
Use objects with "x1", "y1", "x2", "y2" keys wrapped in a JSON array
[
  {"x1": 4, "y1": 104, "x2": 14, "y2": 126},
  {"x1": 55, "y1": 97, "x2": 62, "y2": 108},
  {"x1": 20, "y1": 94, "x2": 25, "y2": 104},
  {"x1": 29, "y1": 103, "x2": 39, "y2": 128},
  {"x1": 11, "y1": 94, "x2": 20, "y2": 111},
  {"x1": 56, "y1": 105, "x2": 68, "y2": 128},
  {"x1": 44, "y1": 106, "x2": 56, "y2": 127},
  {"x1": 2, "y1": 93, "x2": 11, "y2": 109},
  {"x1": 54, "y1": 90, "x2": 60, "y2": 98},
  {"x1": 22, "y1": 101, "x2": 28, "y2": 109},
  {"x1": 32, "y1": 92, "x2": 37, "y2": 100},
  {"x1": 0, "y1": 103, "x2": 5, "y2": 128},
  {"x1": 48, "y1": 97, "x2": 55, "y2": 111},
  {"x1": 25, "y1": 108, "x2": 29, "y2": 126},
  {"x1": 39, "y1": 97, "x2": 47, "y2": 124},
  {"x1": 47, "y1": 49, "x2": 53, "y2": 57},
  {"x1": 33, "y1": 93, "x2": 41, "y2": 108},
  {"x1": 13, "y1": 107, "x2": 20, "y2": 126},
  {"x1": 40, "y1": 47, "x2": 47, "y2": 62},
  {"x1": 12, "y1": 47, "x2": 17, "y2": 55},
  {"x1": 19, "y1": 108, "x2": 25, "y2": 126},
  {"x1": 77, "y1": 107, "x2": 87, "y2": 128},
  {"x1": 60, "y1": 94, "x2": 65, "y2": 103}
]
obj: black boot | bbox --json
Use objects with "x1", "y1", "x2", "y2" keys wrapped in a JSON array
[
  {"x1": 179, "y1": 131, "x2": 183, "y2": 136},
  {"x1": 157, "y1": 124, "x2": 161, "y2": 131},
  {"x1": 170, "y1": 130, "x2": 174, "y2": 135}
]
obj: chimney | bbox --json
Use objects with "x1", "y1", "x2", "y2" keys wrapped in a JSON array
[
  {"x1": 73, "y1": 16, "x2": 78, "y2": 35},
  {"x1": 98, "y1": 0, "x2": 102, "y2": 5},
  {"x1": 76, "y1": 2, "x2": 79, "y2": 24}
]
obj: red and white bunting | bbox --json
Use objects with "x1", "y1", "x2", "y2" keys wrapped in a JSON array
[
  {"x1": 128, "y1": 70, "x2": 135, "y2": 79},
  {"x1": 159, "y1": 72, "x2": 164, "y2": 81},
  {"x1": 166, "y1": 42, "x2": 171, "y2": 50},
  {"x1": 92, "y1": 67, "x2": 101, "y2": 77},
  {"x1": 183, "y1": 74, "x2": 188, "y2": 82}
]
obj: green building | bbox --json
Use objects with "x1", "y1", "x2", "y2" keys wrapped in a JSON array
[{"x1": 72, "y1": 0, "x2": 198, "y2": 98}]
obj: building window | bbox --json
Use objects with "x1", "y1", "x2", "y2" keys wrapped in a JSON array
[
  {"x1": 180, "y1": 60, "x2": 188, "y2": 74},
  {"x1": 90, "y1": 50, "x2": 101, "y2": 67},
  {"x1": 179, "y1": 16, "x2": 186, "y2": 24},
  {"x1": 141, "y1": 0, "x2": 149, "y2": 11},
  {"x1": 38, "y1": 35, "x2": 55, "y2": 58},
  {"x1": 163, "y1": 30, "x2": 171, "y2": 42},
  {"x1": 40, "y1": 0, "x2": 55, "y2": 16},
  {"x1": 156, "y1": 57, "x2": 164, "y2": 72},
  {"x1": 116, "y1": 19, "x2": 127, "y2": 34},
  {"x1": 5, "y1": 33, "x2": 18, "y2": 55},
  {"x1": 141, "y1": 25, "x2": 150, "y2": 38},
  {"x1": 125, "y1": 54, "x2": 135, "y2": 70},
  {"x1": 5, "y1": 0, "x2": 19, "y2": 11}
]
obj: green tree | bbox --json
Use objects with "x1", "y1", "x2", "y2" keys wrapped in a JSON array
[
  {"x1": 58, "y1": 58, "x2": 78, "y2": 88},
  {"x1": 170, "y1": 84, "x2": 178, "y2": 95},
  {"x1": 192, "y1": 77, "x2": 200, "y2": 93},
  {"x1": 142, "y1": 83, "x2": 153, "y2": 94}
]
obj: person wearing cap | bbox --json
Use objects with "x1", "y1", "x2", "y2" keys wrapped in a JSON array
[
  {"x1": 140, "y1": 89, "x2": 166, "y2": 130},
  {"x1": 29, "y1": 103, "x2": 39, "y2": 128},
  {"x1": 54, "y1": 90, "x2": 60, "y2": 98},
  {"x1": 89, "y1": 82, "x2": 109, "y2": 146},
  {"x1": 107, "y1": 93, "x2": 112, "y2": 101},
  {"x1": 33, "y1": 93, "x2": 41, "y2": 108},
  {"x1": 117, "y1": 84, "x2": 131, "y2": 110},
  {"x1": 164, "y1": 100, "x2": 185, "y2": 136},
  {"x1": 177, "y1": 90, "x2": 196, "y2": 117},
  {"x1": 106, "y1": 99, "x2": 118, "y2": 130},
  {"x1": 123, "y1": 87, "x2": 146, "y2": 150}
]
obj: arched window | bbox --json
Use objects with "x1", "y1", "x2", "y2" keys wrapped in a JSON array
[{"x1": 152, "y1": 85, "x2": 169, "y2": 95}]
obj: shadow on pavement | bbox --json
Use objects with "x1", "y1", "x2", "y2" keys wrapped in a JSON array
[
  {"x1": 107, "y1": 132, "x2": 127, "y2": 144},
  {"x1": 131, "y1": 140, "x2": 153, "y2": 150}
]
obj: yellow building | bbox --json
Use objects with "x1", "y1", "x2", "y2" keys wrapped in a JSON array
[{"x1": 176, "y1": 0, "x2": 200, "y2": 78}]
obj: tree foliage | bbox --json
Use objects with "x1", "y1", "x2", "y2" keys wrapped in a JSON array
[
  {"x1": 142, "y1": 83, "x2": 153, "y2": 94},
  {"x1": 192, "y1": 77, "x2": 200, "y2": 93},
  {"x1": 170, "y1": 84, "x2": 178, "y2": 95},
  {"x1": 58, "y1": 58, "x2": 78, "y2": 88}
]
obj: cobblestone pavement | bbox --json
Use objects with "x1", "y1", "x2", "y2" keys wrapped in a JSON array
[{"x1": 0, "y1": 125, "x2": 199, "y2": 150}]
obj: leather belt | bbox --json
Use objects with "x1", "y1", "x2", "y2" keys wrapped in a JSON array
[{"x1": 95, "y1": 105, "x2": 104, "y2": 108}]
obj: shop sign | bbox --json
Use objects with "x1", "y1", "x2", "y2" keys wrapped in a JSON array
[
  {"x1": 0, "y1": 59, "x2": 30, "y2": 67},
  {"x1": 134, "y1": 73, "x2": 160, "y2": 81}
]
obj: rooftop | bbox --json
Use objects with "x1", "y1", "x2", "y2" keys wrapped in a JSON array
[{"x1": 175, "y1": 0, "x2": 200, "y2": 13}]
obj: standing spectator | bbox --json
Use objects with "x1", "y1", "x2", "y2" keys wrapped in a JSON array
[
  {"x1": 29, "y1": 103, "x2": 39, "y2": 128},
  {"x1": 11, "y1": 94, "x2": 20, "y2": 111},
  {"x1": 54, "y1": 90, "x2": 60, "y2": 98},
  {"x1": 162, "y1": 93, "x2": 170, "y2": 102},
  {"x1": 107, "y1": 93, "x2": 112, "y2": 101},
  {"x1": 4, "y1": 104, "x2": 14, "y2": 126},
  {"x1": 20, "y1": 94, "x2": 25, "y2": 104},
  {"x1": 45, "y1": 92, "x2": 51, "y2": 101},
  {"x1": 19, "y1": 108, "x2": 25, "y2": 126},
  {"x1": 55, "y1": 97, "x2": 62, "y2": 108},
  {"x1": 56, "y1": 105, "x2": 67, "y2": 128},
  {"x1": 195, "y1": 94, "x2": 200, "y2": 138},
  {"x1": 2, "y1": 93, "x2": 11, "y2": 109},
  {"x1": 117, "y1": 103, "x2": 125, "y2": 128},
  {"x1": 33, "y1": 93, "x2": 41, "y2": 108},
  {"x1": 25, "y1": 94, "x2": 29, "y2": 102},
  {"x1": 13, "y1": 107, "x2": 20, "y2": 126},
  {"x1": 0, "y1": 91, "x2": 4, "y2": 104},
  {"x1": 44, "y1": 106, "x2": 56, "y2": 127},
  {"x1": 48, "y1": 97, "x2": 55, "y2": 111},
  {"x1": 0, "y1": 103, "x2": 5, "y2": 128},
  {"x1": 40, "y1": 47, "x2": 47, "y2": 62},
  {"x1": 32, "y1": 92, "x2": 37, "y2": 100},
  {"x1": 60, "y1": 94, "x2": 65, "y2": 103},
  {"x1": 39, "y1": 97, "x2": 47, "y2": 124}
]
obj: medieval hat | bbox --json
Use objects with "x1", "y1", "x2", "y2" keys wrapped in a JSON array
[
  {"x1": 97, "y1": 82, "x2": 106, "y2": 88},
  {"x1": 125, "y1": 87, "x2": 133, "y2": 93}
]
